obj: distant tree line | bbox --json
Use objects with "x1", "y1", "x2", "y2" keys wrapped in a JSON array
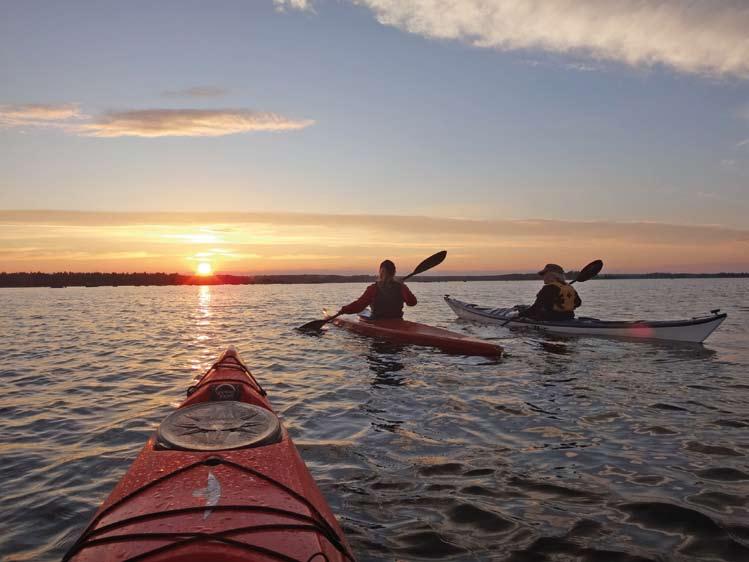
[
  {"x1": 0, "y1": 271, "x2": 747, "y2": 288},
  {"x1": 0, "y1": 272, "x2": 375, "y2": 287},
  {"x1": 596, "y1": 273, "x2": 749, "y2": 279}
]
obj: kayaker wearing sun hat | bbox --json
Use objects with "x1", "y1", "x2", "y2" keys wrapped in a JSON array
[
  {"x1": 520, "y1": 263, "x2": 581, "y2": 321},
  {"x1": 339, "y1": 259, "x2": 417, "y2": 319}
]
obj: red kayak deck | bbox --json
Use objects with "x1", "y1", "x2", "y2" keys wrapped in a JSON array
[
  {"x1": 65, "y1": 348, "x2": 353, "y2": 562},
  {"x1": 333, "y1": 316, "x2": 502, "y2": 357}
]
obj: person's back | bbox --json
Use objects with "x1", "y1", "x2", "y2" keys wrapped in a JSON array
[
  {"x1": 523, "y1": 264, "x2": 581, "y2": 321},
  {"x1": 339, "y1": 259, "x2": 417, "y2": 320},
  {"x1": 371, "y1": 279, "x2": 407, "y2": 319}
]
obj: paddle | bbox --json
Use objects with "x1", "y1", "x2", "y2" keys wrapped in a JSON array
[
  {"x1": 501, "y1": 259, "x2": 603, "y2": 327},
  {"x1": 568, "y1": 259, "x2": 604, "y2": 285},
  {"x1": 297, "y1": 250, "x2": 448, "y2": 332}
]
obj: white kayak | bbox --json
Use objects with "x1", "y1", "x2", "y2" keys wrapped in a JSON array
[{"x1": 444, "y1": 296, "x2": 726, "y2": 343}]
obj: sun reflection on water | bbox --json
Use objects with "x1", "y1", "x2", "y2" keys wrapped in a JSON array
[{"x1": 190, "y1": 285, "x2": 213, "y2": 374}]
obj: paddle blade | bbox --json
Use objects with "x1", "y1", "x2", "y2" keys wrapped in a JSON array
[
  {"x1": 573, "y1": 259, "x2": 603, "y2": 283},
  {"x1": 297, "y1": 309, "x2": 339, "y2": 332},
  {"x1": 404, "y1": 250, "x2": 447, "y2": 280},
  {"x1": 297, "y1": 318, "x2": 329, "y2": 332}
]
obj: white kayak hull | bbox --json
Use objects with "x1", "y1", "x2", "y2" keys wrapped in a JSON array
[{"x1": 444, "y1": 296, "x2": 726, "y2": 343}]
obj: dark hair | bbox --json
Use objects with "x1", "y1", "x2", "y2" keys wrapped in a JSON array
[{"x1": 379, "y1": 259, "x2": 396, "y2": 276}]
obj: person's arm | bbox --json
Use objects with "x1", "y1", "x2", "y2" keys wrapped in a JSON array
[
  {"x1": 401, "y1": 283, "x2": 417, "y2": 306},
  {"x1": 340, "y1": 284, "x2": 377, "y2": 314},
  {"x1": 520, "y1": 285, "x2": 557, "y2": 317}
]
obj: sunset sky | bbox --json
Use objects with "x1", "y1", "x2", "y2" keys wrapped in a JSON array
[{"x1": 2, "y1": 1, "x2": 748, "y2": 274}]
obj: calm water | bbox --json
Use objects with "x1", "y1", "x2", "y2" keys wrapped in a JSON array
[{"x1": 1, "y1": 280, "x2": 748, "y2": 561}]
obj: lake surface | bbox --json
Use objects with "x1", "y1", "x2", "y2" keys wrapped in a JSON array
[{"x1": 1, "y1": 279, "x2": 748, "y2": 561}]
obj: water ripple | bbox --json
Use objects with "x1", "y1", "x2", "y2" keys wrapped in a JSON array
[{"x1": 0, "y1": 279, "x2": 747, "y2": 561}]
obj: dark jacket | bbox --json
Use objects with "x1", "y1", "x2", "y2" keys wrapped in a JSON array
[
  {"x1": 523, "y1": 283, "x2": 581, "y2": 321},
  {"x1": 341, "y1": 281, "x2": 417, "y2": 319}
]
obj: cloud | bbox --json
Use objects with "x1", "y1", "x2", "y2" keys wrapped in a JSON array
[
  {"x1": 720, "y1": 138, "x2": 749, "y2": 175},
  {"x1": 274, "y1": 0, "x2": 314, "y2": 12},
  {"x1": 2, "y1": 210, "x2": 747, "y2": 273},
  {"x1": 0, "y1": 103, "x2": 83, "y2": 127},
  {"x1": 697, "y1": 191, "x2": 719, "y2": 199},
  {"x1": 162, "y1": 86, "x2": 229, "y2": 98},
  {"x1": 2, "y1": 210, "x2": 748, "y2": 246},
  {"x1": 286, "y1": 1, "x2": 749, "y2": 77},
  {"x1": 1, "y1": 103, "x2": 314, "y2": 137},
  {"x1": 565, "y1": 62, "x2": 601, "y2": 73},
  {"x1": 78, "y1": 109, "x2": 314, "y2": 137}
]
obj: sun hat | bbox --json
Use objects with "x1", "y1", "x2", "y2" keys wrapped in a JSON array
[{"x1": 538, "y1": 263, "x2": 565, "y2": 276}]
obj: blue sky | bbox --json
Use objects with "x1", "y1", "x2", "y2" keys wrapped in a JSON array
[{"x1": 1, "y1": 1, "x2": 748, "y2": 272}]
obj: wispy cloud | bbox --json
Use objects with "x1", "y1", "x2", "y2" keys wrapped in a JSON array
[
  {"x1": 162, "y1": 86, "x2": 229, "y2": 98},
  {"x1": 274, "y1": 0, "x2": 314, "y2": 12},
  {"x1": 0, "y1": 103, "x2": 83, "y2": 127},
  {"x1": 697, "y1": 191, "x2": 719, "y2": 199},
  {"x1": 565, "y1": 62, "x2": 601, "y2": 73},
  {"x1": 3, "y1": 210, "x2": 747, "y2": 245},
  {"x1": 0, "y1": 105, "x2": 315, "y2": 137},
  {"x1": 720, "y1": 137, "x2": 749, "y2": 174},
  {"x1": 284, "y1": 1, "x2": 749, "y2": 77},
  {"x1": 78, "y1": 109, "x2": 314, "y2": 138},
  {"x1": 1, "y1": 211, "x2": 747, "y2": 273}
]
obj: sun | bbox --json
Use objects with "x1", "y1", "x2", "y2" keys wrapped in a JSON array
[{"x1": 196, "y1": 262, "x2": 213, "y2": 276}]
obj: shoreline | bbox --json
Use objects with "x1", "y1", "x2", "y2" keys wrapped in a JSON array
[{"x1": 1, "y1": 272, "x2": 748, "y2": 288}]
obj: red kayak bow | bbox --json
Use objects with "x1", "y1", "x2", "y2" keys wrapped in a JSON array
[{"x1": 64, "y1": 347, "x2": 353, "y2": 562}]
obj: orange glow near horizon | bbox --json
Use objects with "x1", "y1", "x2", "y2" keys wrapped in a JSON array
[{"x1": 1, "y1": 211, "x2": 748, "y2": 274}]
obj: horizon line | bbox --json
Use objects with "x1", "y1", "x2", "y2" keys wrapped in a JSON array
[{"x1": 3, "y1": 271, "x2": 748, "y2": 278}]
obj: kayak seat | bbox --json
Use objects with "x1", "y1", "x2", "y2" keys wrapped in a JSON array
[{"x1": 156, "y1": 401, "x2": 283, "y2": 451}]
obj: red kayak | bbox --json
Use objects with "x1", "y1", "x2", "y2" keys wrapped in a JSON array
[
  {"x1": 64, "y1": 347, "x2": 353, "y2": 562},
  {"x1": 333, "y1": 315, "x2": 502, "y2": 357}
]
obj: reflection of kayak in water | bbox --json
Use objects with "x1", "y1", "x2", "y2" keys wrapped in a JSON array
[
  {"x1": 330, "y1": 311, "x2": 502, "y2": 357},
  {"x1": 64, "y1": 347, "x2": 353, "y2": 562},
  {"x1": 366, "y1": 340, "x2": 408, "y2": 386},
  {"x1": 444, "y1": 296, "x2": 726, "y2": 344}
]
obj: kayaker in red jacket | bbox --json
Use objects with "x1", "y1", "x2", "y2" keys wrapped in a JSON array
[{"x1": 339, "y1": 260, "x2": 417, "y2": 319}]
